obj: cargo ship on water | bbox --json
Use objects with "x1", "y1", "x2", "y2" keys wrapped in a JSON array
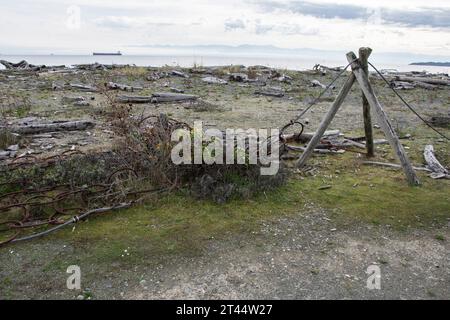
[{"x1": 93, "y1": 51, "x2": 122, "y2": 56}]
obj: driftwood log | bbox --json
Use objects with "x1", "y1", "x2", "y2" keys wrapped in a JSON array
[
  {"x1": 171, "y1": 70, "x2": 189, "y2": 78},
  {"x1": 361, "y1": 147, "x2": 449, "y2": 179},
  {"x1": 313, "y1": 64, "x2": 343, "y2": 73},
  {"x1": 413, "y1": 81, "x2": 438, "y2": 90},
  {"x1": 362, "y1": 161, "x2": 432, "y2": 172},
  {"x1": 70, "y1": 83, "x2": 98, "y2": 92},
  {"x1": 201, "y1": 76, "x2": 228, "y2": 85},
  {"x1": 310, "y1": 80, "x2": 327, "y2": 89},
  {"x1": 254, "y1": 87, "x2": 284, "y2": 97},
  {"x1": 73, "y1": 63, "x2": 129, "y2": 71},
  {"x1": 392, "y1": 75, "x2": 450, "y2": 86},
  {"x1": 0, "y1": 60, "x2": 44, "y2": 71},
  {"x1": 107, "y1": 82, "x2": 143, "y2": 92},
  {"x1": 390, "y1": 81, "x2": 415, "y2": 90},
  {"x1": 423, "y1": 145, "x2": 449, "y2": 179},
  {"x1": 390, "y1": 80, "x2": 438, "y2": 90},
  {"x1": 429, "y1": 116, "x2": 450, "y2": 127},
  {"x1": 4, "y1": 120, "x2": 95, "y2": 134},
  {"x1": 229, "y1": 73, "x2": 249, "y2": 82},
  {"x1": 117, "y1": 93, "x2": 198, "y2": 104},
  {"x1": 152, "y1": 93, "x2": 198, "y2": 103}
]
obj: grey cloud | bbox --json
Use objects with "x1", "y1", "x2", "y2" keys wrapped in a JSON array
[
  {"x1": 255, "y1": 1, "x2": 450, "y2": 28},
  {"x1": 381, "y1": 8, "x2": 450, "y2": 28},
  {"x1": 255, "y1": 23, "x2": 274, "y2": 35},
  {"x1": 255, "y1": 21, "x2": 318, "y2": 36},
  {"x1": 94, "y1": 16, "x2": 174, "y2": 29},
  {"x1": 224, "y1": 19, "x2": 246, "y2": 31}
]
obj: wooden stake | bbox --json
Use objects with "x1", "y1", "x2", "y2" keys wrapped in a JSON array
[
  {"x1": 296, "y1": 73, "x2": 355, "y2": 168},
  {"x1": 346, "y1": 52, "x2": 420, "y2": 185},
  {"x1": 359, "y1": 47, "x2": 374, "y2": 157}
]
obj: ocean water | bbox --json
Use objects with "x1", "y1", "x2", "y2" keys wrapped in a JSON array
[{"x1": 0, "y1": 54, "x2": 449, "y2": 74}]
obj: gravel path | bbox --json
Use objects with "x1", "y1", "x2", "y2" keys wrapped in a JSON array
[{"x1": 126, "y1": 209, "x2": 449, "y2": 300}]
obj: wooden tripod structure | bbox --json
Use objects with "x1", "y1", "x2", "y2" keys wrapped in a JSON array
[{"x1": 297, "y1": 48, "x2": 420, "y2": 186}]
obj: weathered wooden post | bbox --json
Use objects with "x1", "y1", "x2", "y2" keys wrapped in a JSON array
[
  {"x1": 296, "y1": 73, "x2": 355, "y2": 168},
  {"x1": 296, "y1": 49, "x2": 420, "y2": 186},
  {"x1": 346, "y1": 51, "x2": 420, "y2": 186},
  {"x1": 359, "y1": 47, "x2": 374, "y2": 157}
]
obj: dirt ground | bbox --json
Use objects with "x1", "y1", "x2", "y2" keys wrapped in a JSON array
[
  {"x1": 0, "y1": 63, "x2": 449, "y2": 300},
  {"x1": 1, "y1": 208, "x2": 448, "y2": 299}
]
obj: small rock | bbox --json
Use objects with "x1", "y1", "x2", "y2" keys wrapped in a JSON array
[
  {"x1": 171, "y1": 70, "x2": 189, "y2": 78},
  {"x1": 229, "y1": 73, "x2": 248, "y2": 82},
  {"x1": 7, "y1": 144, "x2": 19, "y2": 151},
  {"x1": 201, "y1": 76, "x2": 228, "y2": 85},
  {"x1": 74, "y1": 101, "x2": 90, "y2": 107},
  {"x1": 170, "y1": 87, "x2": 184, "y2": 93},
  {"x1": 0, "y1": 151, "x2": 10, "y2": 159}
]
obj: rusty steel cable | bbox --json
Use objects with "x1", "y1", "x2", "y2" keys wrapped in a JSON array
[{"x1": 368, "y1": 61, "x2": 449, "y2": 141}]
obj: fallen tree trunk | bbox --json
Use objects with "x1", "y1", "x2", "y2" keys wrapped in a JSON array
[
  {"x1": 117, "y1": 93, "x2": 198, "y2": 103},
  {"x1": 107, "y1": 82, "x2": 143, "y2": 92},
  {"x1": 424, "y1": 145, "x2": 448, "y2": 179},
  {"x1": 310, "y1": 79, "x2": 327, "y2": 89},
  {"x1": 338, "y1": 139, "x2": 366, "y2": 149},
  {"x1": 4, "y1": 120, "x2": 95, "y2": 134},
  {"x1": 73, "y1": 63, "x2": 129, "y2": 71},
  {"x1": 70, "y1": 83, "x2": 98, "y2": 92},
  {"x1": 229, "y1": 73, "x2": 249, "y2": 82},
  {"x1": 151, "y1": 92, "x2": 198, "y2": 103},
  {"x1": 313, "y1": 64, "x2": 343, "y2": 73},
  {"x1": 171, "y1": 70, "x2": 189, "y2": 78},
  {"x1": 0, "y1": 60, "x2": 44, "y2": 71},
  {"x1": 413, "y1": 81, "x2": 438, "y2": 90},
  {"x1": 390, "y1": 81, "x2": 415, "y2": 90},
  {"x1": 116, "y1": 96, "x2": 153, "y2": 103},
  {"x1": 201, "y1": 76, "x2": 228, "y2": 85},
  {"x1": 429, "y1": 116, "x2": 450, "y2": 127},
  {"x1": 254, "y1": 88, "x2": 284, "y2": 97},
  {"x1": 39, "y1": 69, "x2": 77, "y2": 77},
  {"x1": 392, "y1": 76, "x2": 450, "y2": 86}
]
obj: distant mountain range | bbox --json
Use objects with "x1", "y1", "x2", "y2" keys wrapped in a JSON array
[
  {"x1": 130, "y1": 44, "x2": 343, "y2": 57},
  {"x1": 2, "y1": 44, "x2": 450, "y2": 67},
  {"x1": 129, "y1": 44, "x2": 450, "y2": 65},
  {"x1": 410, "y1": 62, "x2": 450, "y2": 67}
]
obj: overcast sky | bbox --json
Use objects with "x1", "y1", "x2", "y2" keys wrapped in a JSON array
[{"x1": 0, "y1": 0, "x2": 449, "y2": 57}]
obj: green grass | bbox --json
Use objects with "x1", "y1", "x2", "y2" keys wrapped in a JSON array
[
  {"x1": 49, "y1": 186, "x2": 303, "y2": 265},
  {"x1": 29, "y1": 156, "x2": 448, "y2": 270}
]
